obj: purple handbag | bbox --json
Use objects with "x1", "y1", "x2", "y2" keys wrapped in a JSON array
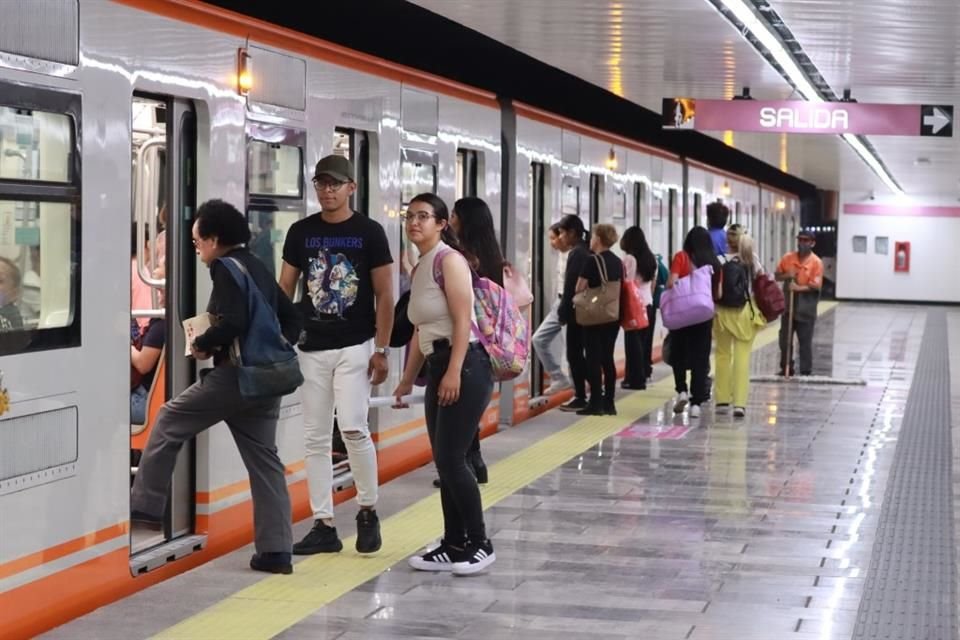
[{"x1": 659, "y1": 264, "x2": 715, "y2": 330}]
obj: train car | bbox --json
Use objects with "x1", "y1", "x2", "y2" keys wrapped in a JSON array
[{"x1": 0, "y1": 1, "x2": 799, "y2": 637}]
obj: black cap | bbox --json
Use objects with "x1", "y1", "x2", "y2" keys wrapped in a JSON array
[
  {"x1": 313, "y1": 155, "x2": 355, "y2": 182},
  {"x1": 797, "y1": 229, "x2": 815, "y2": 240}
]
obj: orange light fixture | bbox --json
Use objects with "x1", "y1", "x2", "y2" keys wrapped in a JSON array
[{"x1": 237, "y1": 47, "x2": 253, "y2": 95}]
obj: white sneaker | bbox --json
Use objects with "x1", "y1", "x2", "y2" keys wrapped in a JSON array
[
  {"x1": 673, "y1": 392, "x2": 689, "y2": 414},
  {"x1": 408, "y1": 540, "x2": 462, "y2": 572},
  {"x1": 689, "y1": 404, "x2": 701, "y2": 419},
  {"x1": 452, "y1": 540, "x2": 496, "y2": 576},
  {"x1": 544, "y1": 378, "x2": 572, "y2": 395},
  {"x1": 733, "y1": 407, "x2": 746, "y2": 418}
]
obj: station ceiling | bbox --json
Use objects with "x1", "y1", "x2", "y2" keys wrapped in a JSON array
[{"x1": 409, "y1": 0, "x2": 960, "y2": 202}]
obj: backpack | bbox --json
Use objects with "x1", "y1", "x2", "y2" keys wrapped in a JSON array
[
  {"x1": 430, "y1": 247, "x2": 530, "y2": 382},
  {"x1": 217, "y1": 257, "x2": 305, "y2": 399},
  {"x1": 652, "y1": 254, "x2": 669, "y2": 308},
  {"x1": 717, "y1": 257, "x2": 750, "y2": 308}
]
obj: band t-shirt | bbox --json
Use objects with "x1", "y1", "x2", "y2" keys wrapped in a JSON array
[{"x1": 282, "y1": 212, "x2": 393, "y2": 351}]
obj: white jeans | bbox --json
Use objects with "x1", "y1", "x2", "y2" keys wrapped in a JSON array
[{"x1": 299, "y1": 340, "x2": 378, "y2": 521}]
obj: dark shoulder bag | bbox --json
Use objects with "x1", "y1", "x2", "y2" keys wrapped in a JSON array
[{"x1": 218, "y1": 257, "x2": 304, "y2": 399}]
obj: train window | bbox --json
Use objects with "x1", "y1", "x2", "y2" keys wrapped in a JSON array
[
  {"x1": 334, "y1": 128, "x2": 370, "y2": 213},
  {"x1": 245, "y1": 126, "x2": 306, "y2": 281},
  {"x1": 456, "y1": 148, "x2": 479, "y2": 200},
  {"x1": 0, "y1": 85, "x2": 80, "y2": 355},
  {"x1": 247, "y1": 141, "x2": 302, "y2": 198},
  {"x1": 0, "y1": 106, "x2": 72, "y2": 183},
  {"x1": 693, "y1": 193, "x2": 702, "y2": 228},
  {"x1": 734, "y1": 201, "x2": 742, "y2": 225},
  {"x1": 561, "y1": 176, "x2": 580, "y2": 216},
  {"x1": 399, "y1": 148, "x2": 438, "y2": 295}
]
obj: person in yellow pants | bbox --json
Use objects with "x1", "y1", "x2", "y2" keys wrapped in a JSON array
[{"x1": 714, "y1": 232, "x2": 765, "y2": 418}]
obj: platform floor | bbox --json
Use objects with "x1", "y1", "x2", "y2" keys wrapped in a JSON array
[{"x1": 41, "y1": 303, "x2": 959, "y2": 640}]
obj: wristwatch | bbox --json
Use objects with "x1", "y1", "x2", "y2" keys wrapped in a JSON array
[{"x1": 374, "y1": 346, "x2": 390, "y2": 356}]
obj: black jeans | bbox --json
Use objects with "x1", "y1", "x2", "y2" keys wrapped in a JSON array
[
  {"x1": 425, "y1": 341, "x2": 494, "y2": 544},
  {"x1": 584, "y1": 323, "x2": 620, "y2": 407},
  {"x1": 780, "y1": 318, "x2": 816, "y2": 375},
  {"x1": 642, "y1": 305, "x2": 657, "y2": 379},
  {"x1": 670, "y1": 319, "x2": 713, "y2": 405},
  {"x1": 565, "y1": 319, "x2": 588, "y2": 400},
  {"x1": 623, "y1": 328, "x2": 646, "y2": 388}
]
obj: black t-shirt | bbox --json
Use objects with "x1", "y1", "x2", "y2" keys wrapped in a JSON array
[
  {"x1": 140, "y1": 318, "x2": 166, "y2": 390},
  {"x1": 282, "y1": 211, "x2": 393, "y2": 351},
  {"x1": 580, "y1": 250, "x2": 624, "y2": 288}
]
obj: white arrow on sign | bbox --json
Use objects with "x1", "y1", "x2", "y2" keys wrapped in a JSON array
[{"x1": 924, "y1": 107, "x2": 951, "y2": 134}]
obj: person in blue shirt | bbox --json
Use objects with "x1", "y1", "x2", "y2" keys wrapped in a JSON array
[{"x1": 707, "y1": 201, "x2": 730, "y2": 256}]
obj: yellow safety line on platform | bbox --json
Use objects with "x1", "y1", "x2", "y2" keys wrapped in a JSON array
[{"x1": 152, "y1": 302, "x2": 837, "y2": 640}]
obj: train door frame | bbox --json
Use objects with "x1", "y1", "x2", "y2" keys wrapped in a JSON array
[
  {"x1": 129, "y1": 92, "x2": 198, "y2": 562},
  {"x1": 633, "y1": 182, "x2": 645, "y2": 228},
  {"x1": 527, "y1": 161, "x2": 547, "y2": 397},
  {"x1": 588, "y1": 173, "x2": 602, "y2": 227},
  {"x1": 668, "y1": 187, "x2": 678, "y2": 257}
]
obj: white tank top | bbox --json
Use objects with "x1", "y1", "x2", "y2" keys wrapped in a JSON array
[{"x1": 407, "y1": 241, "x2": 476, "y2": 356}]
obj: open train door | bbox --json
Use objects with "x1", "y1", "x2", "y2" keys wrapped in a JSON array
[{"x1": 128, "y1": 94, "x2": 202, "y2": 572}]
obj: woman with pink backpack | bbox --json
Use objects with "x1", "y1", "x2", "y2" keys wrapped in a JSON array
[
  {"x1": 394, "y1": 193, "x2": 496, "y2": 575},
  {"x1": 665, "y1": 227, "x2": 721, "y2": 418}
]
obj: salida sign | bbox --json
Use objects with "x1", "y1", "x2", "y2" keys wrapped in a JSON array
[{"x1": 662, "y1": 98, "x2": 953, "y2": 137}]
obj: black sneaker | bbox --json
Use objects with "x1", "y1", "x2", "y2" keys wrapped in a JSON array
[
  {"x1": 603, "y1": 401, "x2": 617, "y2": 416},
  {"x1": 576, "y1": 404, "x2": 603, "y2": 416},
  {"x1": 293, "y1": 520, "x2": 343, "y2": 555},
  {"x1": 355, "y1": 509, "x2": 382, "y2": 554},
  {"x1": 408, "y1": 539, "x2": 466, "y2": 572},
  {"x1": 250, "y1": 552, "x2": 293, "y2": 574},
  {"x1": 559, "y1": 398, "x2": 588, "y2": 412},
  {"x1": 452, "y1": 539, "x2": 496, "y2": 575}
]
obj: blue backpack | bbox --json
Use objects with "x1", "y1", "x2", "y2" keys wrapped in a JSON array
[{"x1": 218, "y1": 257, "x2": 304, "y2": 399}]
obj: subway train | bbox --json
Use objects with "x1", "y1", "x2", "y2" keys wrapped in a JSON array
[{"x1": 0, "y1": 1, "x2": 801, "y2": 637}]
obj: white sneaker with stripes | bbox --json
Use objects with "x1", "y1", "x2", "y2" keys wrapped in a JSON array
[
  {"x1": 408, "y1": 540, "x2": 463, "y2": 572},
  {"x1": 452, "y1": 540, "x2": 496, "y2": 576}
]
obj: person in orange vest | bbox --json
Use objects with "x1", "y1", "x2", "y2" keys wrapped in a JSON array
[{"x1": 774, "y1": 229, "x2": 824, "y2": 376}]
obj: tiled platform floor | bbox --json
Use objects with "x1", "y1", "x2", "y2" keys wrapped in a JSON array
[{"x1": 44, "y1": 303, "x2": 949, "y2": 640}]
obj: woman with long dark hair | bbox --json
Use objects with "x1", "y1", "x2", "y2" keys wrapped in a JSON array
[
  {"x1": 555, "y1": 214, "x2": 591, "y2": 412},
  {"x1": 619, "y1": 226, "x2": 657, "y2": 390},
  {"x1": 444, "y1": 196, "x2": 507, "y2": 485},
  {"x1": 395, "y1": 193, "x2": 496, "y2": 575},
  {"x1": 667, "y1": 226, "x2": 721, "y2": 419}
]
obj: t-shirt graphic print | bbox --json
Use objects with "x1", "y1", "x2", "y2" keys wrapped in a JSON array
[
  {"x1": 307, "y1": 246, "x2": 360, "y2": 318},
  {"x1": 283, "y1": 212, "x2": 393, "y2": 351}
]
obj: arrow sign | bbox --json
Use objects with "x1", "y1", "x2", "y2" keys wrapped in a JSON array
[
  {"x1": 663, "y1": 98, "x2": 955, "y2": 137},
  {"x1": 921, "y1": 105, "x2": 953, "y2": 137}
]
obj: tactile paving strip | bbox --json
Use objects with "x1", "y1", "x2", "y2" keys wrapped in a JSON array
[{"x1": 852, "y1": 310, "x2": 958, "y2": 640}]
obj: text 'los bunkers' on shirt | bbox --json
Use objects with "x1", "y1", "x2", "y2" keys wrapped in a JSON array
[{"x1": 282, "y1": 211, "x2": 393, "y2": 351}]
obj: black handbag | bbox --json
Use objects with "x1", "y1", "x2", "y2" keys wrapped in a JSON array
[{"x1": 219, "y1": 257, "x2": 304, "y2": 400}]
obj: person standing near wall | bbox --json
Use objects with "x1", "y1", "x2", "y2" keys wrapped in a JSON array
[{"x1": 775, "y1": 229, "x2": 823, "y2": 376}]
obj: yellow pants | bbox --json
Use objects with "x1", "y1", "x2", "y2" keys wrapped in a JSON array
[{"x1": 714, "y1": 324, "x2": 754, "y2": 408}]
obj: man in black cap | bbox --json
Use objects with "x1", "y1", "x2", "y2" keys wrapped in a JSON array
[
  {"x1": 280, "y1": 155, "x2": 394, "y2": 556},
  {"x1": 774, "y1": 229, "x2": 824, "y2": 376}
]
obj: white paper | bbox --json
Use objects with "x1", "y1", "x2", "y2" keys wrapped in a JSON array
[{"x1": 181, "y1": 313, "x2": 213, "y2": 356}]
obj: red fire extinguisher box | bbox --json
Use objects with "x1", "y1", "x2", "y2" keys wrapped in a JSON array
[{"x1": 894, "y1": 241, "x2": 910, "y2": 272}]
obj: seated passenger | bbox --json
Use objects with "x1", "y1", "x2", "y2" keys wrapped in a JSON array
[
  {"x1": 131, "y1": 225, "x2": 157, "y2": 332},
  {"x1": 130, "y1": 266, "x2": 165, "y2": 424},
  {"x1": 0, "y1": 257, "x2": 24, "y2": 332}
]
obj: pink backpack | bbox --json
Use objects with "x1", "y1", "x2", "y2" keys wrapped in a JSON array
[
  {"x1": 431, "y1": 248, "x2": 530, "y2": 381},
  {"x1": 659, "y1": 264, "x2": 715, "y2": 330}
]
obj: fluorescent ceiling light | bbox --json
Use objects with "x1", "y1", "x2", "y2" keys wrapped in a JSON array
[{"x1": 713, "y1": 0, "x2": 904, "y2": 195}]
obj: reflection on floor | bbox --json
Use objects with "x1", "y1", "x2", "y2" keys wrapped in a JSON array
[{"x1": 47, "y1": 304, "x2": 950, "y2": 640}]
